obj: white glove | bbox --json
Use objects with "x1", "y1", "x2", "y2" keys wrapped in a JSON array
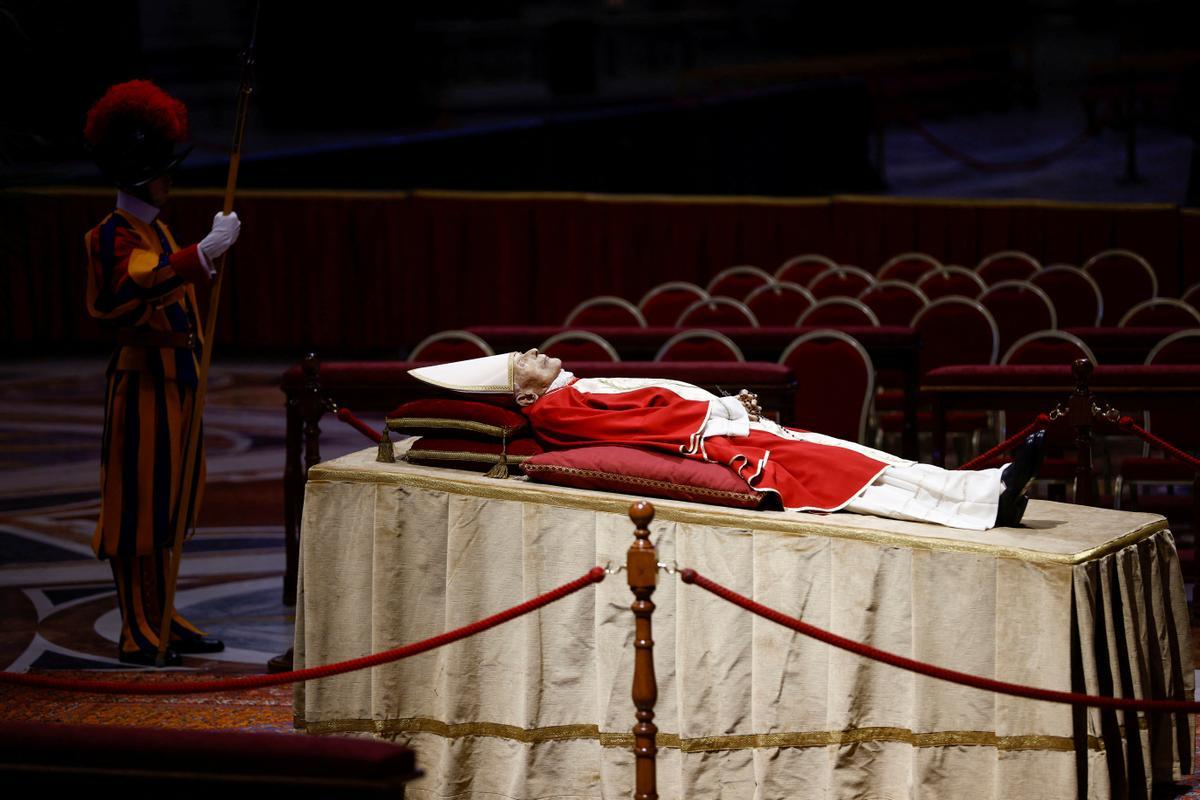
[{"x1": 199, "y1": 212, "x2": 241, "y2": 261}]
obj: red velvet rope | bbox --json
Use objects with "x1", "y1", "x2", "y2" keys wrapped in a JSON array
[
  {"x1": 0, "y1": 567, "x2": 606, "y2": 695},
  {"x1": 680, "y1": 568, "x2": 1200, "y2": 713},
  {"x1": 1117, "y1": 416, "x2": 1200, "y2": 472},
  {"x1": 956, "y1": 414, "x2": 1051, "y2": 471},
  {"x1": 336, "y1": 407, "x2": 383, "y2": 443},
  {"x1": 907, "y1": 119, "x2": 1095, "y2": 174}
]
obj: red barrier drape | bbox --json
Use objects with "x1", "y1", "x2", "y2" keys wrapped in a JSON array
[{"x1": 0, "y1": 188, "x2": 1191, "y2": 355}]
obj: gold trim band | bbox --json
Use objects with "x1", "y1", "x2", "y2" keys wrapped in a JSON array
[
  {"x1": 387, "y1": 417, "x2": 522, "y2": 437},
  {"x1": 297, "y1": 716, "x2": 1103, "y2": 753},
  {"x1": 405, "y1": 449, "x2": 530, "y2": 465},
  {"x1": 522, "y1": 463, "x2": 761, "y2": 503}
]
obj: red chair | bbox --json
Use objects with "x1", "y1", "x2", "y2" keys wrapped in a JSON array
[
  {"x1": 911, "y1": 297, "x2": 999, "y2": 374},
  {"x1": 1182, "y1": 282, "x2": 1200, "y2": 311},
  {"x1": 1030, "y1": 265, "x2": 1103, "y2": 328},
  {"x1": 797, "y1": 297, "x2": 880, "y2": 327},
  {"x1": 639, "y1": 281, "x2": 708, "y2": 327},
  {"x1": 745, "y1": 281, "x2": 816, "y2": 326},
  {"x1": 409, "y1": 330, "x2": 494, "y2": 361},
  {"x1": 1001, "y1": 330, "x2": 1097, "y2": 366},
  {"x1": 779, "y1": 330, "x2": 875, "y2": 444},
  {"x1": 857, "y1": 281, "x2": 929, "y2": 327},
  {"x1": 877, "y1": 252, "x2": 941, "y2": 283},
  {"x1": 1115, "y1": 331, "x2": 1200, "y2": 529},
  {"x1": 706, "y1": 265, "x2": 775, "y2": 301},
  {"x1": 1117, "y1": 298, "x2": 1200, "y2": 328},
  {"x1": 916, "y1": 266, "x2": 987, "y2": 300},
  {"x1": 978, "y1": 280, "x2": 1058, "y2": 359},
  {"x1": 540, "y1": 330, "x2": 621, "y2": 362},
  {"x1": 975, "y1": 250, "x2": 1041, "y2": 284},
  {"x1": 1082, "y1": 249, "x2": 1158, "y2": 326},
  {"x1": 564, "y1": 296, "x2": 647, "y2": 328},
  {"x1": 655, "y1": 329, "x2": 745, "y2": 362},
  {"x1": 807, "y1": 265, "x2": 875, "y2": 299},
  {"x1": 776, "y1": 254, "x2": 839, "y2": 286},
  {"x1": 676, "y1": 297, "x2": 759, "y2": 327}
]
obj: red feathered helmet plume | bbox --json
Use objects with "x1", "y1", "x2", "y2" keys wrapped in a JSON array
[{"x1": 84, "y1": 80, "x2": 193, "y2": 187}]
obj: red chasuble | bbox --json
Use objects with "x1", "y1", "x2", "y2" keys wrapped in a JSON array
[{"x1": 525, "y1": 379, "x2": 894, "y2": 512}]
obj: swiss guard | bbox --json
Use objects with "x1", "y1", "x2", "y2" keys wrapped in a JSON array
[{"x1": 83, "y1": 80, "x2": 240, "y2": 665}]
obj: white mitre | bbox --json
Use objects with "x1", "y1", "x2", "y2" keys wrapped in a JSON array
[{"x1": 408, "y1": 352, "x2": 517, "y2": 394}]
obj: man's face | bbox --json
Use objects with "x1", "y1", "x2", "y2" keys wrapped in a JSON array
[
  {"x1": 513, "y1": 348, "x2": 563, "y2": 406},
  {"x1": 145, "y1": 174, "x2": 172, "y2": 207}
]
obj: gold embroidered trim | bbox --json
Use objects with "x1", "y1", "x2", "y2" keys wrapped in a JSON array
[
  {"x1": 306, "y1": 461, "x2": 1168, "y2": 565},
  {"x1": 387, "y1": 417, "x2": 521, "y2": 438},
  {"x1": 297, "y1": 717, "x2": 1104, "y2": 752},
  {"x1": 522, "y1": 463, "x2": 760, "y2": 503},
  {"x1": 405, "y1": 449, "x2": 530, "y2": 465}
]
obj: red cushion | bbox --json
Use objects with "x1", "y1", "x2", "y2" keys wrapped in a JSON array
[
  {"x1": 387, "y1": 398, "x2": 528, "y2": 439},
  {"x1": 405, "y1": 436, "x2": 543, "y2": 472},
  {"x1": 522, "y1": 446, "x2": 764, "y2": 509}
]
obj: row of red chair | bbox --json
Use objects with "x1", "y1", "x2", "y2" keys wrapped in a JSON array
[{"x1": 563, "y1": 249, "x2": 1200, "y2": 331}]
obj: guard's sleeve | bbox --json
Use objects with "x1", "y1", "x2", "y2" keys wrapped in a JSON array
[{"x1": 85, "y1": 219, "x2": 209, "y2": 323}]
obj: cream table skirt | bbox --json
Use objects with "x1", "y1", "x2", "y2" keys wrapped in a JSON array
[{"x1": 294, "y1": 447, "x2": 1193, "y2": 800}]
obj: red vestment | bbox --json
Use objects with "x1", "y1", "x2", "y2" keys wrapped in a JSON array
[{"x1": 525, "y1": 378, "x2": 897, "y2": 512}]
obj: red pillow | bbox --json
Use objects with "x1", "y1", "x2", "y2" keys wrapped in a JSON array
[
  {"x1": 387, "y1": 399, "x2": 528, "y2": 440},
  {"x1": 522, "y1": 446, "x2": 764, "y2": 509},
  {"x1": 404, "y1": 436, "x2": 543, "y2": 473}
]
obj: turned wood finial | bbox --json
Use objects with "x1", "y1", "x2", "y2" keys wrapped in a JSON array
[
  {"x1": 627, "y1": 501, "x2": 658, "y2": 800},
  {"x1": 1072, "y1": 357, "x2": 1093, "y2": 393},
  {"x1": 630, "y1": 501, "x2": 655, "y2": 537}
]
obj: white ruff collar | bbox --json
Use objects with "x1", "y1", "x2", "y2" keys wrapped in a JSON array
[{"x1": 117, "y1": 191, "x2": 160, "y2": 224}]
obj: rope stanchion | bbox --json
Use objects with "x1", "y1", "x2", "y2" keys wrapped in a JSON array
[
  {"x1": 956, "y1": 414, "x2": 1051, "y2": 471},
  {"x1": 680, "y1": 568, "x2": 1200, "y2": 714},
  {"x1": 0, "y1": 567, "x2": 605, "y2": 695},
  {"x1": 1117, "y1": 416, "x2": 1200, "y2": 472},
  {"x1": 335, "y1": 407, "x2": 384, "y2": 444}
]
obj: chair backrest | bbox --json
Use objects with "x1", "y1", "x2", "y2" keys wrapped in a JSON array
[
  {"x1": 776, "y1": 254, "x2": 839, "y2": 285},
  {"x1": 877, "y1": 252, "x2": 942, "y2": 283},
  {"x1": 706, "y1": 265, "x2": 775, "y2": 301},
  {"x1": 655, "y1": 329, "x2": 746, "y2": 362},
  {"x1": 915, "y1": 266, "x2": 987, "y2": 301},
  {"x1": 744, "y1": 281, "x2": 817, "y2": 326},
  {"x1": 1182, "y1": 282, "x2": 1200, "y2": 311},
  {"x1": 1001, "y1": 330, "x2": 1098, "y2": 365},
  {"x1": 1143, "y1": 330, "x2": 1200, "y2": 449},
  {"x1": 676, "y1": 297, "x2": 759, "y2": 327},
  {"x1": 1030, "y1": 264, "x2": 1103, "y2": 328},
  {"x1": 975, "y1": 250, "x2": 1041, "y2": 284},
  {"x1": 540, "y1": 330, "x2": 621, "y2": 362},
  {"x1": 911, "y1": 298, "x2": 999, "y2": 374},
  {"x1": 638, "y1": 281, "x2": 708, "y2": 327},
  {"x1": 779, "y1": 330, "x2": 875, "y2": 443},
  {"x1": 1117, "y1": 298, "x2": 1200, "y2": 328},
  {"x1": 797, "y1": 297, "x2": 881, "y2": 327},
  {"x1": 409, "y1": 330, "x2": 495, "y2": 362},
  {"x1": 978, "y1": 280, "x2": 1058, "y2": 358},
  {"x1": 1082, "y1": 249, "x2": 1158, "y2": 326},
  {"x1": 857, "y1": 280, "x2": 929, "y2": 327},
  {"x1": 564, "y1": 296, "x2": 647, "y2": 328},
  {"x1": 807, "y1": 265, "x2": 876, "y2": 300}
]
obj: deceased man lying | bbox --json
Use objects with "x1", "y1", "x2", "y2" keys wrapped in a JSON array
[{"x1": 409, "y1": 349, "x2": 1045, "y2": 531}]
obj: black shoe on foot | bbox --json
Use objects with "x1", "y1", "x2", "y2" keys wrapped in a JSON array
[
  {"x1": 172, "y1": 636, "x2": 225, "y2": 655},
  {"x1": 118, "y1": 647, "x2": 182, "y2": 667},
  {"x1": 995, "y1": 430, "x2": 1046, "y2": 528}
]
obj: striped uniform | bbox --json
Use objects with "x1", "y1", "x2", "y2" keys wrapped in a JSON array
[{"x1": 85, "y1": 204, "x2": 211, "y2": 654}]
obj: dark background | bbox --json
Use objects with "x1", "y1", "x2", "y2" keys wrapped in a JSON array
[{"x1": 2, "y1": 0, "x2": 1197, "y2": 197}]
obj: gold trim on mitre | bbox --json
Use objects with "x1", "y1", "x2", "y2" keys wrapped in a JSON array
[{"x1": 408, "y1": 352, "x2": 517, "y2": 394}]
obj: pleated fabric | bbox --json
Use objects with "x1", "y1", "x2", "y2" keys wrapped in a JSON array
[{"x1": 110, "y1": 552, "x2": 210, "y2": 654}]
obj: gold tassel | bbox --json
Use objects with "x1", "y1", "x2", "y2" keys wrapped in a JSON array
[
  {"x1": 377, "y1": 425, "x2": 395, "y2": 463},
  {"x1": 484, "y1": 434, "x2": 510, "y2": 479}
]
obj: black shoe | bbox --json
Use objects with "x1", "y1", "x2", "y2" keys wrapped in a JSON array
[
  {"x1": 267, "y1": 648, "x2": 294, "y2": 674},
  {"x1": 995, "y1": 430, "x2": 1046, "y2": 528},
  {"x1": 118, "y1": 647, "x2": 182, "y2": 667},
  {"x1": 172, "y1": 636, "x2": 225, "y2": 654}
]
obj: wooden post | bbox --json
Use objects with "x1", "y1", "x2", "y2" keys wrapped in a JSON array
[
  {"x1": 627, "y1": 501, "x2": 658, "y2": 800},
  {"x1": 1068, "y1": 358, "x2": 1096, "y2": 506}
]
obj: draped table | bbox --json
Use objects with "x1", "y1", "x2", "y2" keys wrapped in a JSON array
[{"x1": 294, "y1": 445, "x2": 1193, "y2": 800}]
